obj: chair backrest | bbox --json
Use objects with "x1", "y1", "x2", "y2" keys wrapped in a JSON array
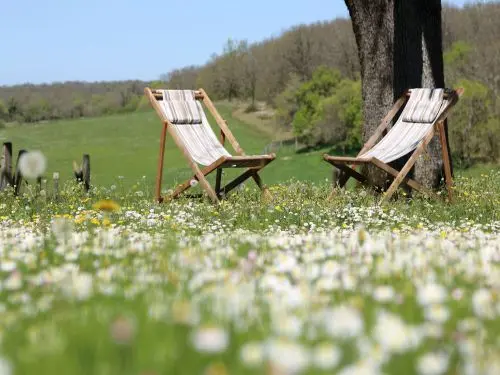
[
  {"x1": 360, "y1": 88, "x2": 450, "y2": 163},
  {"x1": 158, "y1": 90, "x2": 231, "y2": 166}
]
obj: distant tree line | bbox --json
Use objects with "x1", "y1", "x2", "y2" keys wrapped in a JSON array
[
  {"x1": 0, "y1": 80, "x2": 155, "y2": 125},
  {"x1": 0, "y1": 2, "x2": 498, "y2": 165}
]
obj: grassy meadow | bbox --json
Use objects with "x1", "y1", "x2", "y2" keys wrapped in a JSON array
[
  {"x1": 0, "y1": 107, "x2": 499, "y2": 375},
  {"x1": 0, "y1": 104, "x2": 337, "y2": 193},
  {"x1": 0, "y1": 105, "x2": 267, "y2": 190}
]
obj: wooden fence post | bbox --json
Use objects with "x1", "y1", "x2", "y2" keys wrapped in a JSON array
[
  {"x1": 82, "y1": 154, "x2": 90, "y2": 192},
  {"x1": 73, "y1": 154, "x2": 91, "y2": 193},
  {"x1": 0, "y1": 142, "x2": 13, "y2": 190},
  {"x1": 53, "y1": 172, "x2": 59, "y2": 199}
]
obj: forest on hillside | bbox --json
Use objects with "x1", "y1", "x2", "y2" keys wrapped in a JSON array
[{"x1": 0, "y1": 2, "x2": 498, "y2": 165}]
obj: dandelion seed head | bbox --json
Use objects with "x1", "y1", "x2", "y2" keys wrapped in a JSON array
[{"x1": 19, "y1": 150, "x2": 47, "y2": 179}]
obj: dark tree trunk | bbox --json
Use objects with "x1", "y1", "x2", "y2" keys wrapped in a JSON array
[
  {"x1": 345, "y1": 0, "x2": 453, "y2": 190},
  {"x1": 345, "y1": 0, "x2": 395, "y2": 187}
]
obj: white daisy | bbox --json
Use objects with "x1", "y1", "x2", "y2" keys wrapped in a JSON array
[
  {"x1": 417, "y1": 283, "x2": 447, "y2": 306},
  {"x1": 325, "y1": 305, "x2": 364, "y2": 339},
  {"x1": 191, "y1": 325, "x2": 229, "y2": 353},
  {"x1": 240, "y1": 341, "x2": 264, "y2": 367},
  {"x1": 416, "y1": 352, "x2": 449, "y2": 375},
  {"x1": 311, "y1": 342, "x2": 342, "y2": 370}
]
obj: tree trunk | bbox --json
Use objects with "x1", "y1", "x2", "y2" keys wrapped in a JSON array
[
  {"x1": 345, "y1": 0, "x2": 395, "y2": 188},
  {"x1": 345, "y1": 0, "x2": 453, "y2": 190}
]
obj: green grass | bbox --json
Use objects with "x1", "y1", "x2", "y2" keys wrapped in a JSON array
[
  {"x1": 0, "y1": 104, "x2": 274, "y2": 191},
  {"x1": 0, "y1": 104, "x2": 339, "y2": 194},
  {"x1": 0, "y1": 170, "x2": 499, "y2": 375},
  {"x1": 1, "y1": 100, "x2": 499, "y2": 375}
]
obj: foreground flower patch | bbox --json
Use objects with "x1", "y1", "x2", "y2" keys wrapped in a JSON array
[
  {"x1": 0, "y1": 170, "x2": 498, "y2": 374},
  {"x1": 0, "y1": 221, "x2": 499, "y2": 375}
]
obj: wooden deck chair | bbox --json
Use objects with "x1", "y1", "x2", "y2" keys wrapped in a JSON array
[
  {"x1": 323, "y1": 87, "x2": 464, "y2": 204},
  {"x1": 145, "y1": 88, "x2": 276, "y2": 204}
]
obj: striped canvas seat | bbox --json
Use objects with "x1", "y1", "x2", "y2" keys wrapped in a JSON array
[
  {"x1": 158, "y1": 90, "x2": 231, "y2": 166},
  {"x1": 359, "y1": 88, "x2": 447, "y2": 163},
  {"x1": 161, "y1": 100, "x2": 202, "y2": 124}
]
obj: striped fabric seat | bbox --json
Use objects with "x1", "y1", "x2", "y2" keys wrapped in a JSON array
[
  {"x1": 360, "y1": 88, "x2": 447, "y2": 163},
  {"x1": 161, "y1": 99, "x2": 202, "y2": 124},
  {"x1": 158, "y1": 90, "x2": 231, "y2": 166},
  {"x1": 163, "y1": 90, "x2": 197, "y2": 102},
  {"x1": 402, "y1": 88, "x2": 444, "y2": 123}
]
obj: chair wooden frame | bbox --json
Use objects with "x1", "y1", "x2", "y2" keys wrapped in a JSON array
[
  {"x1": 145, "y1": 87, "x2": 276, "y2": 204},
  {"x1": 323, "y1": 87, "x2": 464, "y2": 204}
]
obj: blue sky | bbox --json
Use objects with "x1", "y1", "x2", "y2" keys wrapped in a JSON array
[{"x1": 0, "y1": 0, "x2": 474, "y2": 86}]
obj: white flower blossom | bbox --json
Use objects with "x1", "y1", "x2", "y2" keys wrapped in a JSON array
[
  {"x1": 417, "y1": 352, "x2": 449, "y2": 375},
  {"x1": 191, "y1": 325, "x2": 229, "y2": 353},
  {"x1": 417, "y1": 283, "x2": 448, "y2": 306},
  {"x1": 325, "y1": 305, "x2": 364, "y2": 339},
  {"x1": 240, "y1": 341, "x2": 264, "y2": 367},
  {"x1": 311, "y1": 342, "x2": 341, "y2": 369},
  {"x1": 372, "y1": 310, "x2": 421, "y2": 353},
  {"x1": 266, "y1": 338, "x2": 310, "y2": 374},
  {"x1": 472, "y1": 288, "x2": 495, "y2": 319},
  {"x1": 372, "y1": 285, "x2": 395, "y2": 303}
]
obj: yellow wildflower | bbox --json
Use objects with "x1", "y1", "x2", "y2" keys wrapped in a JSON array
[
  {"x1": 93, "y1": 199, "x2": 121, "y2": 213},
  {"x1": 204, "y1": 362, "x2": 228, "y2": 375},
  {"x1": 74, "y1": 216, "x2": 85, "y2": 224}
]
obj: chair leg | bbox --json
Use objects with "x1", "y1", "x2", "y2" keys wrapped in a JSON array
[
  {"x1": 251, "y1": 171, "x2": 272, "y2": 201},
  {"x1": 337, "y1": 170, "x2": 350, "y2": 188},
  {"x1": 380, "y1": 122, "x2": 440, "y2": 205},
  {"x1": 381, "y1": 147, "x2": 427, "y2": 204},
  {"x1": 167, "y1": 173, "x2": 219, "y2": 204},
  {"x1": 327, "y1": 167, "x2": 350, "y2": 201},
  {"x1": 371, "y1": 159, "x2": 438, "y2": 200},
  {"x1": 382, "y1": 168, "x2": 412, "y2": 204},
  {"x1": 438, "y1": 121, "x2": 453, "y2": 202},
  {"x1": 215, "y1": 168, "x2": 222, "y2": 194},
  {"x1": 219, "y1": 168, "x2": 263, "y2": 198},
  {"x1": 155, "y1": 124, "x2": 168, "y2": 203},
  {"x1": 169, "y1": 179, "x2": 194, "y2": 201},
  {"x1": 195, "y1": 171, "x2": 220, "y2": 204}
]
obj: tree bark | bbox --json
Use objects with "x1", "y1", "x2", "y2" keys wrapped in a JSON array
[
  {"x1": 345, "y1": 0, "x2": 395, "y2": 187},
  {"x1": 345, "y1": 0, "x2": 453, "y2": 190}
]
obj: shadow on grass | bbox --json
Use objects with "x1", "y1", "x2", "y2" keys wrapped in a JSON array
[{"x1": 295, "y1": 142, "x2": 360, "y2": 156}]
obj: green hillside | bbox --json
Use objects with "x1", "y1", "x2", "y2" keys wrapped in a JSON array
[{"x1": 0, "y1": 105, "x2": 335, "y2": 194}]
